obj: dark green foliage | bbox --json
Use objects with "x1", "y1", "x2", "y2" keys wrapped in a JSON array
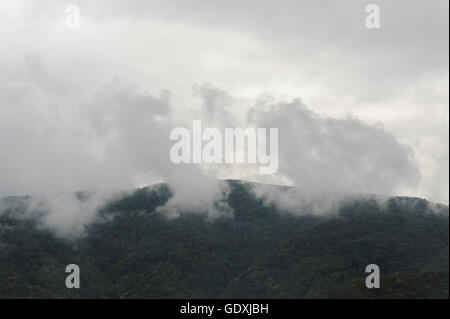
[
  {"x1": 323, "y1": 270, "x2": 449, "y2": 299},
  {"x1": 0, "y1": 181, "x2": 448, "y2": 298}
]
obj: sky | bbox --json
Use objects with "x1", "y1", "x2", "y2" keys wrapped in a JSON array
[{"x1": 0, "y1": 0, "x2": 448, "y2": 205}]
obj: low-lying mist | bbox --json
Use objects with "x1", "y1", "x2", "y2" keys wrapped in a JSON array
[{"x1": 1, "y1": 179, "x2": 447, "y2": 239}]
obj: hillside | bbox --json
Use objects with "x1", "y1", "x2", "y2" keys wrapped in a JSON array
[{"x1": 0, "y1": 181, "x2": 448, "y2": 298}]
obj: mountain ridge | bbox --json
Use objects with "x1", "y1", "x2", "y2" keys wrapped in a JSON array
[{"x1": 0, "y1": 180, "x2": 448, "y2": 298}]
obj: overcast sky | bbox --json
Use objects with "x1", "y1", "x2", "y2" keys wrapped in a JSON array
[{"x1": 0, "y1": 0, "x2": 448, "y2": 204}]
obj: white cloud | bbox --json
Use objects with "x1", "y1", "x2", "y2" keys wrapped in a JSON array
[{"x1": 0, "y1": 0, "x2": 448, "y2": 206}]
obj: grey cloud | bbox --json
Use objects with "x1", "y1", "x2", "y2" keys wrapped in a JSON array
[
  {"x1": 248, "y1": 98, "x2": 420, "y2": 194},
  {"x1": 0, "y1": 56, "x2": 427, "y2": 237},
  {"x1": 193, "y1": 84, "x2": 236, "y2": 127},
  {"x1": 53, "y1": 0, "x2": 448, "y2": 101},
  {"x1": 0, "y1": 56, "x2": 231, "y2": 235},
  {"x1": 0, "y1": 56, "x2": 426, "y2": 200},
  {"x1": 0, "y1": 0, "x2": 447, "y2": 235},
  {"x1": 158, "y1": 167, "x2": 231, "y2": 219},
  {"x1": 178, "y1": 85, "x2": 420, "y2": 196},
  {"x1": 251, "y1": 183, "x2": 358, "y2": 217},
  {"x1": 26, "y1": 192, "x2": 113, "y2": 238}
]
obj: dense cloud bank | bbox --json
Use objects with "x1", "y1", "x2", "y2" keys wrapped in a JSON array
[
  {"x1": 0, "y1": 58, "x2": 422, "y2": 236},
  {"x1": 0, "y1": 1, "x2": 447, "y2": 235}
]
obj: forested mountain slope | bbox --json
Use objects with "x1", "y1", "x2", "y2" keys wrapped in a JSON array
[{"x1": 0, "y1": 181, "x2": 448, "y2": 298}]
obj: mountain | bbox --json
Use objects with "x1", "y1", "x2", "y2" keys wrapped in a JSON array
[{"x1": 0, "y1": 180, "x2": 448, "y2": 298}]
